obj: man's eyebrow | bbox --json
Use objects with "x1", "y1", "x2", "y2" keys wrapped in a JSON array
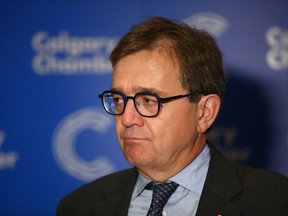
[
  {"x1": 111, "y1": 87, "x2": 167, "y2": 95},
  {"x1": 134, "y1": 87, "x2": 166, "y2": 94}
]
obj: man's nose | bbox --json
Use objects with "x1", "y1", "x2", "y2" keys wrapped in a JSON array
[{"x1": 120, "y1": 99, "x2": 144, "y2": 128}]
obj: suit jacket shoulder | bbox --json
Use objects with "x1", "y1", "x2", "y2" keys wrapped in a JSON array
[
  {"x1": 196, "y1": 143, "x2": 288, "y2": 216},
  {"x1": 57, "y1": 168, "x2": 138, "y2": 216}
]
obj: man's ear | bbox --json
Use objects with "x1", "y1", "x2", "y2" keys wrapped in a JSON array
[{"x1": 197, "y1": 94, "x2": 221, "y2": 133}]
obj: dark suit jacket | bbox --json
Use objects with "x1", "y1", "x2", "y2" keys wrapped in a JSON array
[{"x1": 57, "y1": 144, "x2": 288, "y2": 216}]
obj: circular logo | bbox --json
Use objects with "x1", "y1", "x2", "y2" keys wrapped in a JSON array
[
  {"x1": 183, "y1": 12, "x2": 229, "y2": 38},
  {"x1": 52, "y1": 107, "x2": 116, "y2": 182}
]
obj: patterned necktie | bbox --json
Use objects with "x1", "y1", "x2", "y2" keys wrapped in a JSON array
[{"x1": 146, "y1": 181, "x2": 179, "y2": 216}]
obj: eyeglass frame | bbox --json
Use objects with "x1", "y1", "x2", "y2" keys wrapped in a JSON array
[{"x1": 98, "y1": 90, "x2": 192, "y2": 117}]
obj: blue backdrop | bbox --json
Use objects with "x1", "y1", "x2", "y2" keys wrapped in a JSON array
[{"x1": 0, "y1": 0, "x2": 287, "y2": 215}]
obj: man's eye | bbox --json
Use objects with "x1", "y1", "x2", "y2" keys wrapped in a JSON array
[
  {"x1": 113, "y1": 96, "x2": 123, "y2": 104},
  {"x1": 143, "y1": 97, "x2": 157, "y2": 105}
]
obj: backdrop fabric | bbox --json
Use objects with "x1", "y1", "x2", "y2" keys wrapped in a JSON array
[{"x1": 0, "y1": 1, "x2": 287, "y2": 215}]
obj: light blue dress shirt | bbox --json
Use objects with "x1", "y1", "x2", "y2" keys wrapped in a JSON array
[{"x1": 127, "y1": 144, "x2": 210, "y2": 216}]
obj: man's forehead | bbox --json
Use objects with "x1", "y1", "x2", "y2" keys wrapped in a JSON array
[{"x1": 111, "y1": 86, "x2": 167, "y2": 96}]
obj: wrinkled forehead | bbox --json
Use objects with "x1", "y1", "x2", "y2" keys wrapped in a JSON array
[{"x1": 111, "y1": 50, "x2": 184, "y2": 96}]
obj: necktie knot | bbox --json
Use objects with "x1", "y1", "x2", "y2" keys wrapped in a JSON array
[{"x1": 146, "y1": 181, "x2": 179, "y2": 216}]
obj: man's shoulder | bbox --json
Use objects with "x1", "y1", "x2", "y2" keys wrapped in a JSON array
[
  {"x1": 234, "y1": 165, "x2": 288, "y2": 213},
  {"x1": 57, "y1": 168, "x2": 137, "y2": 215},
  {"x1": 214, "y1": 145, "x2": 288, "y2": 191},
  {"x1": 203, "y1": 144, "x2": 288, "y2": 213},
  {"x1": 209, "y1": 142, "x2": 288, "y2": 189},
  {"x1": 236, "y1": 164, "x2": 288, "y2": 192},
  {"x1": 61, "y1": 167, "x2": 137, "y2": 204}
]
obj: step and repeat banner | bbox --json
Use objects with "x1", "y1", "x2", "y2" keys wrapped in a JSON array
[{"x1": 0, "y1": 0, "x2": 287, "y2": 215}]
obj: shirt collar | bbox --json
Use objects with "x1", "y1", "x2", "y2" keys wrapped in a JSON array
[
  {"x1": 131, "y1": 144, "x2": 210, "y2": 200},
  {"x1": 170, "y1": 144, "x2": 210, "y2": 196},
  {"x1": 131, "y1": 173, "x2": 151, "y2": 200}
]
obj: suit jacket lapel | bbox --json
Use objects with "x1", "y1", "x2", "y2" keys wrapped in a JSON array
[
  {"x1": 101, "y1": 168, "x2": 138, "y2": 216},
  {"x1": 196, "y1": 143, "x2": 242, "y2": 216},
  {"x1": 85, "y1": 144, "x2": 243, "y2": 216}
]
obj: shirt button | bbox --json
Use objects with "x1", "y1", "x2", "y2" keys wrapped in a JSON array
[{"x1": 162, "y1": 211, "x2": 167, "y2": 216}]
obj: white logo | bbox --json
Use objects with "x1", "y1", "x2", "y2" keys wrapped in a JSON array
[
  {"x1": 0, "y1": 130, "x2": 19, "y2": 169},
  {"x1": 52, "y1": 107, "x2": 116, "y2": 182},
  {"x1": 266, "y1": 26, "x2": 288, "y2": 71},
  {"x1": 31, "y1": 31, "x2": 118, "y2": 75},
  {"x1": 183, "y1": 12, "x2": 230, "y2": 38}
]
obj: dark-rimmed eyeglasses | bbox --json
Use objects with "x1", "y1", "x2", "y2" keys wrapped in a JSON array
[{"x1": 98, "y1": 90, "x2": 191, "y2": 117}]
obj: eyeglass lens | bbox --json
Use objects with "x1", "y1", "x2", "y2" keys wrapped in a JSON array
[{"x1": 102, "y1": 92, "x2": 160, "y2": 117}]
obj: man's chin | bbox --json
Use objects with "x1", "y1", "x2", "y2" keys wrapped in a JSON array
[{"x1": 126, "y1": 154, "x2": 152, "y2": 168}]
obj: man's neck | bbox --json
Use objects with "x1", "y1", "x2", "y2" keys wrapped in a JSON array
[{"x1": 137, "y1": 135, "x2": 207, "y2": 182}]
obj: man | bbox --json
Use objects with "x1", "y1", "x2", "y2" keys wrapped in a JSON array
[{"x1": 57, "y1": 17, "x2": 288, "y2": 216}]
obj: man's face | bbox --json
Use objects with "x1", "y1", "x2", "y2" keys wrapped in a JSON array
[{"x1": 112, "y1": 50, "x2": 204, "y2": 180}]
